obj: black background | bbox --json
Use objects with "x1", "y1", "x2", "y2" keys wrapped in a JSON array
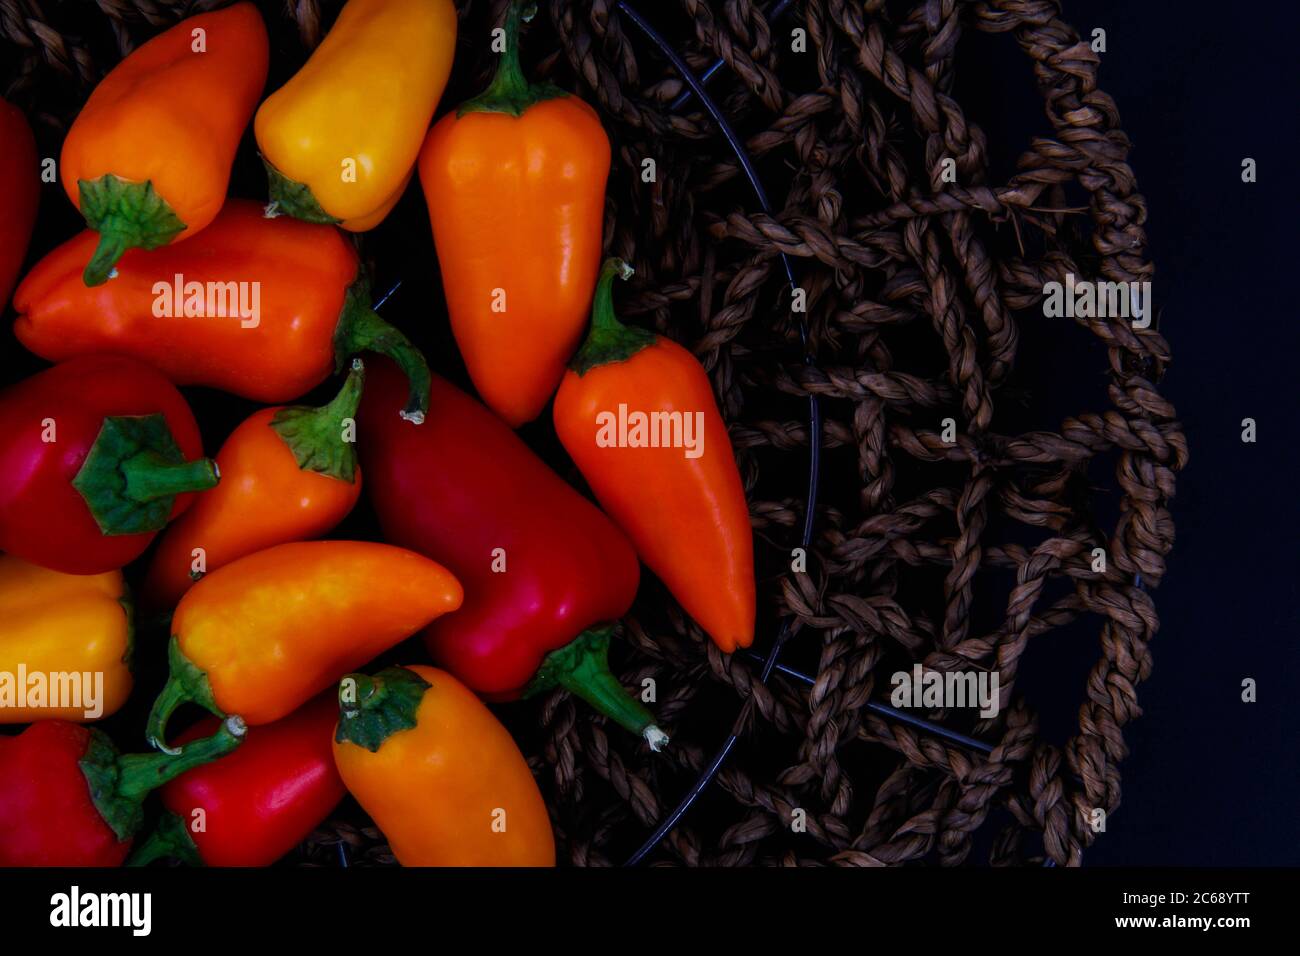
[{"x1": 1032, "y1": 1, "x2": 1299, "y2": 865}]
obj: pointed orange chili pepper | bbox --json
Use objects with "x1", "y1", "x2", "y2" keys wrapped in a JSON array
[
  {"x1": 142, "y1": 361, "x2": 366, "y2": 611},
  {"x1": 146, "y1": 540, "x2": 462, "y2": 751},
  {"x1": 60, "y1": 3, "x2": 269, "y2": 285},
  {"x1": 553, "y1": 259, "x2": 755, "y2": 653},
  {"x1": 417, "y1": 0, "x2": 610, "y2": 426},
  {"x1": 333, "y1": 665, "x2": 555, "y2": 866}
]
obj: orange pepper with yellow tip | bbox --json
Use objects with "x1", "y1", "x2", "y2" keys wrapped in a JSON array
[
  {"x1": 142, "y1": 361, "x2": 366, "y2": 611},
  {"x1": 61, "y1": 3, "x2": 268, "y2": 285},
  {"x1": 418, "y1": 1, "x2": 610, "y2": 426},
  {"x1": 0, "y1": 554, "x2": 132, "y2": 723},
  {"x1": 146, "y1": 540, "x2": 462, "y2": 751},
  {"x1": 254, "y1": 0, "x2": 457, "y2": 230},
  {"x1": 333, "y1": 665, "x2": 555, "y2": 867}
]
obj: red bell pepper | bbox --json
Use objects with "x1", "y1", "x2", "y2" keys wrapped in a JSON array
[
  {"x1": 0, "y1": 96, "x2": 39, "y2": 309},
  {"x1": 0, "y1": 717, "x2": 244, "y2": 866},
  {"x1": 129, "y1": 693, "x2": 345, "y2": 867},
  {"x1": 0, "y1": 354, "x2": 219, "y2": 574},
  {"x1": 357, "y1": 361, "x2": 667, "y2": 749}
]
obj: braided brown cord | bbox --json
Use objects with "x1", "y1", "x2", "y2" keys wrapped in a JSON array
[{"x1": 1, "y1": 0, "x2": 1184, "y2": 867}]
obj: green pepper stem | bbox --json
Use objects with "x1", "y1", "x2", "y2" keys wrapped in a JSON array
[
  {"x1": 126, "y1": 810, "x2": 204, "y2": 867},
  {"x1": 459, "y1": 2, "x2": 565, "y2": 117},
  {"x1": 592, "y1": 258, "x2": 634, "y2": 333},
  {"x1": 487, "y1": 1, "x2": 529, "y2": 102},
  {"x1": 525, "y1": 626, "x2": 668, "y2": 750},
  {"x1": 83, "y1": 230, "x2": 130, "y2": 287},
  {"x1": 77, "y1": 175, "x2": 185, "y2": 287},
  {"x1": 335, "y1": 667, "x2": 430, "y2": 753},
  {"x1": 317, "y1": 357, "x2": 366, "y2": 425},
  {"x1": 269, "y1": 359, "x2": 365, "y2": 482},
  {"x1": 261, "y1": 155, "x2": 341, "y2": 225},
  {"x1": 117, "y1": 716, "x2": 245, "y2": 802},
  {"x1": 333, "y1": 279, "x2": 430, "y2": 424},
  {"x1": 121, "y1": 451, "x2": 220, "y2": 503},
  {"x1": 147, "y1": 637, "x2": 222, "y2": 754},
  {"x1": 569, "y1": 258, "x2": 657, "y2": 375}
]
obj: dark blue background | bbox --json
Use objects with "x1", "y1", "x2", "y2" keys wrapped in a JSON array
[{"x1": 1047, "y1": 1, "x2": 1299, "y2": 865}]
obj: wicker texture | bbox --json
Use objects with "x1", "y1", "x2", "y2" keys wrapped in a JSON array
[{"x1": 0, "y1": 0, "x2": 1185, "y2": 867}]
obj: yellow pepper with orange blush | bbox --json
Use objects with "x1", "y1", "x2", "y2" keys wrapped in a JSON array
[
  {"x1": 0, "y1": 554, "x2": 132, "y2": 723},
  {"x1": 253, "y1": 0, "x2": 457, "y2": 231}
]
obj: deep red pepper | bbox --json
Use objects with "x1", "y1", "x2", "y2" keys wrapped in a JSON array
[
  {"x1": 0, "y1": 96, "x2": 39, "y2": 309},
  {"x1": 129, "y1": 693, "x2": 345, "y2": 867},
  {"x1": 0, "y1": 717, "x2": 244, "y2": 867},
  {"x1": 0, "y1": 354, "x2": 219, "y2": 574},
  {"x1": 357, "y1": 360, "x2": 666, "y2": 748}
]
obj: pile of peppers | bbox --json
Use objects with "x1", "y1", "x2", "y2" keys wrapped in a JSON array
[{"x1": 0, "y1": 0, "x2": 757, "y2": 869}]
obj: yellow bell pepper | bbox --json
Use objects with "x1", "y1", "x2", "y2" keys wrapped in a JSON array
[
  {"x1": 254, "y1": 0, "x2": 458, "y2": 231},
  {"x1": 0, "y1": 554, "x2": 132, "y2": 723}
]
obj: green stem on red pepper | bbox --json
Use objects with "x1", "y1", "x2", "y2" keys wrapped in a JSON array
[
  {"x1": 74, "y1": 414, "x2": 220, "y2": 536},
  {"x1": 333, "y1": 279, "x2": 430, "y2": 424},
  {"x1": 82, "y1": 716, "x2": 245, "y2": 842},
  {"x1": 525, "y1": 626, "x2": 668, "y2": 750},
  {"x1": 125, "y1": 809, "x2": 203, "y2": 867}
]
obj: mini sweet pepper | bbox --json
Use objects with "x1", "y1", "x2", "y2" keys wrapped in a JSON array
[
  {"x1": 147, "y1": 540, "x2": 462, "y2": 750},
  {"x1": 0, "y1": 553, "x2": 132, "y2": 722},
  {"x1": 0, "y1": 355, "x2": 218, "y2": 575},
  {"x1": 60, "y1": 3, "x2": 268, "y2": 285},
  {"x1": 256, "y1": 0, "x2": 457, "y2": 230}
]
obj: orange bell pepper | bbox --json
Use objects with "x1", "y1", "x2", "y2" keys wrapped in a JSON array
[
  {"x1": 417, "y1": 1, "x2": 610, "y2": 426},
  {"x1": 60, "y1": 3, "x2": 269, "y2": 286},
  {"x1": 146, "y1": 540, "x2": 462, "y2": 751},
  {"x1": 333, "y1": 665, "x2": 555, "y2": 866},
  {"x1": 553, "y1": 260, "x2": 755, "y2": 652},
  {"x1": 142, "y1": 361, "x2": 366, "y2": 610},
  {"x1": 13, "y1": 199, "x2": 431, "y2": 420}
]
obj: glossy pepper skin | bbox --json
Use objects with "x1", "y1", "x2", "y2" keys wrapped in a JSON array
[
  {"x1": 358, "y1": 361, "x2": 666, "y2": 748},
  {"x1": 142, "y1": 360, "x2": 366, "y2": 610},
  {"x1": 14, "y1": 199, "x2": 431, "y2": 420},
  {"x1": 418, "y1": 1, "x2": 610, "y2": 426},
  {"x1": 0, "y1": 355, "x2": 219, "y2": 575},
  {"x1": 147, "y1": 540, "x2": 463, "y2": 750},
  {"x1": 0, "y1": 554, "x2": 132, "y2": 722},
  {"x1": 130, "y1": 694, "x2": 345, "y2": 867},
  {"x1": 334, "y1": 665, "x2": 554, "y2": 866},
  {"x1": 0, "y1": 716, "x2": 244, "y2": 866},
  {"x1": 0, "y1": 97, "x2": 39, "y2": 308},
  {"x1": 554, "y1": 260, "x2": 755, "y2": 652},
  {"x1": 61, "y1": 3, "x2": 269, "y2": 285},
  {"x1": 256, "y1": 0, "x2": 457, "y2": 231}
]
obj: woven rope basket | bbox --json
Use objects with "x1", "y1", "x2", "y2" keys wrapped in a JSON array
[{"x1": 0, "y1": 0, "x2": 1186, "y2": 867}]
